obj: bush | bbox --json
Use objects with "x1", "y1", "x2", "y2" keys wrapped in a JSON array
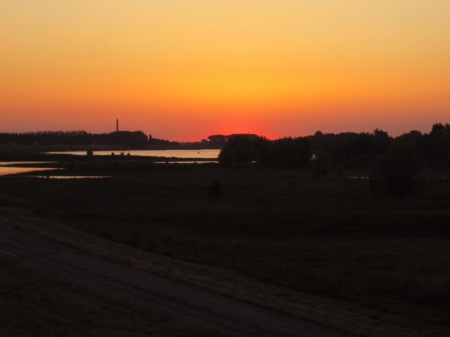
[
  {"x1": 218, "y1": 146, "x2": 234, "y2": 168},
  {"x1": 311, "y1": 149, "x2": 333, "y2": 177},
  {"x1": 262, "y1": 137, "x2": 312, "y2": 168},
  {"x1": 369, "y1": 142, "x2": 422, "y2": 197}
]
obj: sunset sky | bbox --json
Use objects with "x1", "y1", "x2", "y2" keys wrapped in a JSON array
[{"x1": 1, "y1": 1, "x2": 449, "y2": 141}]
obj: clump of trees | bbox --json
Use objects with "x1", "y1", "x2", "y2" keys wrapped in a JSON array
[
  {"x1": 307, "y1": 123, "x2": 450, "y2": 171},
  {"x1": 259, "y1": 137, "x2": 312, "y2": 168},
  {"x1": 311, "y1": 149, "x2": 333, "y2": 177},
  {"x1": 217, "y1": 123, "x2": 449, "y2": 197},
  {"x1": 0, "y1": 131, "x2": 94, "y2": 146},
  {"x1": 422, "y1": 123, "x2": 450, "y2": 168},
  {"x1": 306, "y1": 128, "x2": 394, "y2": 170},
  {"x1": 369, "y1": 141, "x2": 423, "y2": 197},
  {"x1": 148, "y1": 135, "x2": 181, "y2": 148},
  {"x1": 218, "y1": 145, "x2": 234, "y2": 168},
  {"x1": 108, "y1": 131, "x2": 148, "y2": 147},
  {"x1": 0, "y1": 130, "x2": 149, "y2": 147},
  {"x1": 218, "y1": 135, "x2": 312, "y2": 168}
]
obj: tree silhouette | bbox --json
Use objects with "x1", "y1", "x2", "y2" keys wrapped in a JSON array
[
  {"x1": 312, "y1": 149, "x2": 333, "y2": 177},
  {"x1": 218, "y1": 145, "x2": 234, "y2": 168},
  {"x1": 369, "y1": 142, "x2": 422, "y2": 197}
]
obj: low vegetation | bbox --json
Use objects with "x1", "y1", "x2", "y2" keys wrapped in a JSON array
[
  {"x1": 1, "y1": 158, "x2": 450, "y2": 335},
  {"x1": 0, "y1": 256, "x2": 229, "y2": 337},
  {"x1": 1, "y1": 122, "x2": 450, "y2": 335}
]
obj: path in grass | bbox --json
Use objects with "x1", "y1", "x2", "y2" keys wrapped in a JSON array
[{"x1": 0, "y1": 222, "x2": 351, "y2": 337}]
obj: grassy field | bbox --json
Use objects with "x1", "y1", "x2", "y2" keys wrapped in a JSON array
[
  {"x1": 1, "y1": 155, "x2": 450, "y2": 335},
  {"x1": 0, "y1": 256, "x2": 231, "y2": 337}
]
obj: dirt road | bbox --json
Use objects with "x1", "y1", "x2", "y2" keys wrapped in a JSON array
[{"x1": 0, "y1": 222, "x2": 352, "y2": 337}]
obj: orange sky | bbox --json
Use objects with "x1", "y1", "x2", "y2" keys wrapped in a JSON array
[{"x1": 1, "y1": 1, "x2": 449, "y2": 141}]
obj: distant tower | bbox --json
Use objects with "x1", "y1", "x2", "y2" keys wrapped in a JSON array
[{"x1": 116, "y1": 119, "x2": 118, "y2": 132}]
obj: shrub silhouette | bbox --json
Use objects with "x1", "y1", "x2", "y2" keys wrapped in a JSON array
[
  {"x1": 311, "y1": 149, "x2": 333, "y2": 177},
  {"x1": 218, "y1": 145, "x2": 234, "y2": 168},
  {"x1": 369, "y1": 142, "x2": 422, "y2": 197},
  {"x1": 265, "y1": 137, "x2": 312, "y2": 168}
]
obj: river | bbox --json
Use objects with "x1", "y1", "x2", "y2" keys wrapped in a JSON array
[
  {"x1": 45, "y1": 149, "x2": 221, "y2": 159},
  {"x1": 0, "y1": 149, "x2": 221, "y2": 176}
]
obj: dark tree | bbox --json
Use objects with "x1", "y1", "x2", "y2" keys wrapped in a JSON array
[
  {"x1": 227, "y1": 135, "x2": 253, "y2": 163},
  {"x1": 218, "y1": 145, "x2": 234, "y2": 168},
  {"x1": 344, "y1": 133, "x2": 375, "y2": 168},
  {"x1": 267, "y1": 138, "x2": 290, "y2": 168},
  {"x1": 422, "y1": 123, "x2": 450, "y2": 166},
  {"x1": 373, "y1": 129, "x2": 392, "y2": 155},
  {"x1": 294, "y1": 137, "x2": 313, "y2": 168},
  {"x1": 369, "y1": 142, "x2": 422, "y2": 198},
  {"x1": 258, "y1": 137, "x2": 312, "y2": 168},
  {"x1": 254, "y1": 137, "x2": 272, "y2": 166},
  {"x1": 311, "y1": 149, "x2": 333, "y2": 177}
]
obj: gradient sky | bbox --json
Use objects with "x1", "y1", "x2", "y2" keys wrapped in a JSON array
[{"x1": 1, "y1": 1, "x2": 449, "y2": 141}]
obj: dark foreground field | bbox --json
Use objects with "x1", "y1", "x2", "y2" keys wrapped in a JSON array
[
  {"x1": 1, "y1": 156, "x2": 450, "y2": 336},
  {"x1": 1, "y1": 220, "x2": 353, "y2": 337},
  {"x1": 0, "y1": 256, "x2": 226, "y2": 337}
]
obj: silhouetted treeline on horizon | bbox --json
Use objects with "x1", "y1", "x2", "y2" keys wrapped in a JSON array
[
  {"x1": 219, "y1": 123, "x2": 450, "y2": 197},
  {"x1": 0, "y1": 130, "x2": 262, "y2": 149},
  {"x1": 218, "y1": 123, "x2": 450, "y2": 170},
  {"x1": 218, "y1": 123, "x2": 450, "y2": 198},
  {"x1": 2, "y1": 123, "x2": 450, "y2": 170},
  {"x1": 0, "y1": 130, "x2": 175, "y2": 148},
  {"x1": 309, "y1": 123, "x2": 450, "y2": 169},
  {"x1": 207, "y1": 134, "x2": 260, "y2": 147}
]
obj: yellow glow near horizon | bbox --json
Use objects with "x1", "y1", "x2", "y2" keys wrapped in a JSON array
[{"x1": 1, "y1": 1, "x2": 450, "y2": 140}]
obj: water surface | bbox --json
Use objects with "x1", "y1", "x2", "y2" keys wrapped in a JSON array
[
  {"x1": 0, "y1": 167, "x2": 59, "y2": 176},
  {"x1": 24, "y1": 175, "x2": 111, "y2": 179},
  {"x1": 45, "y1": 149, "x2": 221, "y2": 159},
  {"x1": 153, "y1": 160, "x2": 217, "y2": 164}
]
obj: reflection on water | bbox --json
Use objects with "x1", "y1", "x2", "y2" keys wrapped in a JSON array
[
  {"x1": 0, "y1": 167, "x2": 59, "y2": 176},
  {"x1": 45, "y1": 149, "x2": 221, "y2": 159},
  {"x1": 0, "y1": 161, "x2": 56, "y2": 166},
  {"x1": 154, "y1": 161, "x2": 218, "y2": 164},
  {"x1": 0, "y1": 161, "x2": 59, "y2": 176},
  {"x1": 25, "y1": 175, "x2": 111, "y2": 179}
]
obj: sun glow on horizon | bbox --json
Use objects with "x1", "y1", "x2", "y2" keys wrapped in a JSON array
[{"x1": 1, "y1": 1, "x2": 449, "y2": 141}]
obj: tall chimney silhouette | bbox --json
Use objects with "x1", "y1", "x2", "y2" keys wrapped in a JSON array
[{"x1": 116, "y1": 119, "x2": 118, "y2": 132}]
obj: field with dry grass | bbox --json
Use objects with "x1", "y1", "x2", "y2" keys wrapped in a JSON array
[{"x1": 1, "y1": 153, "x2": 449, "y2": 336}]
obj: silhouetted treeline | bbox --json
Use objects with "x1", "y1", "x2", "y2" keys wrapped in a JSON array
[
  {"x1": 0, "y1": 131, "x2": 91, "y2": 146},
  {"x1": 307, "y1": 123, "x2": 450, "y2": 169},
  {"x1": 0, "y1": 130, "x2": 149, "y2": 148},
  {"x1": 218, "y1": 123, "x2": 450, "y2": 199},
  {"x1": 219, "y1": 123, "x2": 450, "y2": 170},
  {"x1": 219, "y1": 135, "x2": 312, "y2": 168},
  {"x1": 369, "y1": 141, "x2": 423, "y2": 197},
  {"x1": 148, "y1": 135, "x2": 180, "y2": 147},
  {"x1": 306, "y1": 128, "x2": 393, "y2": 169},
  {"x1": 208, "y1": 134, "x2": 259, "y2": 147},
  {"x1": 108, "y1": 131, "x2": 148, "y2": 147}
]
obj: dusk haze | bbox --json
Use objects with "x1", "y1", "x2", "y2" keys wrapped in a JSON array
[
  {"x1": 1, "y1": 0, "x2": 449, "y2": 140},
  {"x1": 1, "y1": 2, "x2": 450, "y2": 335}
]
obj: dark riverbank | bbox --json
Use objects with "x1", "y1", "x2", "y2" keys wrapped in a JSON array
[{"x1": 0, "y1": 150, "x2": 449, "y2": 335}]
